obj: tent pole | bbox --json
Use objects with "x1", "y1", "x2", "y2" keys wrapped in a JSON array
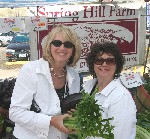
[{"x1": 144, "y1": 37, "x2": 150, "y2": 74}]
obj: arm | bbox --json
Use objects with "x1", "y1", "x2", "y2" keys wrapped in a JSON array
[
  {"x1": 9, "y1": 63, "x2": 51, "y2": 138},
  {"x1": 108, "y1": 94, "x2": 137, "y2": 139}
]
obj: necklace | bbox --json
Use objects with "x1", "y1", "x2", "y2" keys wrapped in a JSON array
[{"x1": 50, "y1": 68, "x2": 66, "y2": 78}]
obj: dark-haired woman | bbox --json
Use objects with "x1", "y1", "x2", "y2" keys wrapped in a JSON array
[{"x1": 83, "y1": 42, "x2": 137, "y2": 139}]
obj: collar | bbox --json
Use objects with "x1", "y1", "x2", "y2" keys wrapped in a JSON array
[
  {"x1": 99, "y1": 80, "x2": 118, "y2": 96},
  {"x1": 65, "y1": 66, "x2": 76, "y2": 88},
  {"x1": 36, "y1": 58, "x2": 50, "y2": 76},
  {"x1": 35, "y1": 58, "x2": 76, "y2": 87}
]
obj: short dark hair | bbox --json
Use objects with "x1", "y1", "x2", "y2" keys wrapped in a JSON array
[{"x1": 86, "y1": 42, "x2": 125, "y2": 78}]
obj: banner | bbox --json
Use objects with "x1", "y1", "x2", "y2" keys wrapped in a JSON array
[
  {"x1": 0, "y1": 17, "x2": 24, "y2": 32},
  {"x1": 37, "y1": 4, "x2": 145, "y2": 72},
  {"x1": 25, "y1": 16, "x2": 47, "y2": 32}
]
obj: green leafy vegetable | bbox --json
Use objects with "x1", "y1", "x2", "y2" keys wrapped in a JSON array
[
  {"x1": 137, "y1": 110, "x2": 150, "y2": 133},
  {"x1": 136, "y1": 125, "x2": 150, "y2": 139},
  {"x1": 63, "y1": 88, "x2": 114, "y2": 139}
]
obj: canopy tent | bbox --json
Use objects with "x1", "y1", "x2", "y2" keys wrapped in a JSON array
[
  {"x1": 0, "y1": 0, "x2": 144, "y2": 8},
  {"x1": 1, "y1": 0, "x2": 103, "y2": 8}
]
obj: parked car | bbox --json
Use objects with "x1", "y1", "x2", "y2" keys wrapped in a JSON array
[
  {"x1": 6, "y1": 34, "x2": 30, "y2": 62},
  {"x1": 0, "y1": 32, "x2": 15, "y2": 47}
]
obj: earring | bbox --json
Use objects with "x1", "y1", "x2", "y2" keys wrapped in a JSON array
[
  {"x1": 67, "y1": 56, "x2": 73, "y2": 65},
  {"x1": 114, "y1": 73, "x2": 120, "y2": 79}
]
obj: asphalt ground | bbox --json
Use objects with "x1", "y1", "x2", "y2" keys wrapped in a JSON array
[{"x1": 0, "y1": 47, "x2": 29, "y2": 79}]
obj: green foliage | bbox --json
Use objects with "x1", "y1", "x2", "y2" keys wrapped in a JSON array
[
  {"x1": 6, "y1": 127, "x2": 13, "y2": 133},
  {"x1": 137, "y1": 110, "x2": 150, "y2": 133},
  {"x1": 143, "y1": 82, "x2": 150, "y2": 95},
  {"x1": 136, "y1": 125, "x2": 150, "y2": 139},
  {"x1": 0, "y1": 114, "x2": 4, "y2": 127},
  {"x1": 143, "y1": 73, "x2": 150, "y2": 95},
  {"x1": 64, "y1": 89, "x2": 114, "y2": 139},
  {"x1": 0, "y1": 110, "x2": 13, "y2": 137}
]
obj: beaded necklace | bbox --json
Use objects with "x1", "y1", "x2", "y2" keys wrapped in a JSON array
[{"x1": 50, "y1": 68, "x2": 66, "y2": 78}]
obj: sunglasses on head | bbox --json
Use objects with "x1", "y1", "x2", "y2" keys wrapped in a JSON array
[
  {"x1": 51, "y1": 40, "x2": 75, "y2": 48},
  {"x1": 94, "y1": 58, "x2": 116, "y2": 66}
]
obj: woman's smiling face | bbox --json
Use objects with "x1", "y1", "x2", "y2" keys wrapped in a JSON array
[
  {"x1": 50, "y1": 33, "x2": 74, "y2": 64},
  {"x1": 94, "y1": 53, "x2": 116, "y2": 80}
]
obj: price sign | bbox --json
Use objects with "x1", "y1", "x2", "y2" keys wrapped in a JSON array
[{"x1": 119, "y1": 72, "x2": 143, "y2": 88}]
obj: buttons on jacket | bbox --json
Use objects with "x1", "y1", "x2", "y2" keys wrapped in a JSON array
[
  {"x1": 57, "y1": 135, "x2": 60, "y2": 139},
  {"x1": 37, "y1": 130, "x2": 47, "y2": 138}
]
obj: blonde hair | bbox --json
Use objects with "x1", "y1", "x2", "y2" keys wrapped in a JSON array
[{"x1": 42, "y1": 24, "x2": 81, "y2": 67}]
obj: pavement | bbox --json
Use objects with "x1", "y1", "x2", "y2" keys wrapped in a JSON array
[{"x1": 0, "y1": 61, "x2": 29, "y2": 79}]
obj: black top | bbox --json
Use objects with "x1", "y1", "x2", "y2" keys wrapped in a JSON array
[
  {"x1": 55, "y1": 83, "x2": 69, "y2": 112},
  {"x1": 55, "y1": 82, "x2": 69, "y2": 101}
]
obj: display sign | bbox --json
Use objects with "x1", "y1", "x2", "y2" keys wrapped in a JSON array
[
  {"x1": 0, "y1": 17, "x2": 24, "y2": 32},
  {"x1": 25, "y1": 16, "x2": 47, "y2": 32},
  {"x1": 119, "y1": 72, "x2": 143, "y2": 88},
  {"x1": 38, "y1": 4, "x2": 142, "y2": 72}
]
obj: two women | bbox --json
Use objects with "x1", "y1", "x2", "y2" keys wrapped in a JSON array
[{"x1": 9, "y1": 24, "x2": 136, "y2": 139}]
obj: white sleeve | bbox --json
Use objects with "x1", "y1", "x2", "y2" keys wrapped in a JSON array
[
  {"x1": 108, "y1": 94, "x2": 137, "y2": 139},
  {"x1": 9, "y1": 63, "x2": 51, "y2": 138}
]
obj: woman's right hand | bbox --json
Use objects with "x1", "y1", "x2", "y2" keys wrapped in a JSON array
[{"x1": 50, "y1": 113, "x2": 72, "y2": 134}]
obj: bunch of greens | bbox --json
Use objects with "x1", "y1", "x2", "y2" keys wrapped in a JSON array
[
  {"x1": 136, "y1": 110, "x2": 150, "y2": 139},
  {"x1": 136, "y1": 125, "x2": 150, "y2": 139},
  {"x1": 137, "y1": 110, "x2": 150, "y2": 133},
  {"x1": 63, "y1": 89, "x2": 114, "y2": 139}
]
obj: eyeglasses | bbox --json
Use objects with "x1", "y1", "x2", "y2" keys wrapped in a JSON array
[
  {"x1": 94, "y1": 58, "x2": 116, "y2": 66},
  {"x1": 51, "y1": 40, "x2": 75, "y2": 48}
]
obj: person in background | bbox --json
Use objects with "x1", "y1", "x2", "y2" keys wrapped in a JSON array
[
  {"x1": 9, "y1": 24, "x2": 81, "y2": 139},
  {"x1": 83, "y1": 42, "x2": 137, "y2": 139}
]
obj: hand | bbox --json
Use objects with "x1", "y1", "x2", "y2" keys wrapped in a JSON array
[
  {"x1": 50, "y1": 113, "x2": 73, "y2": 134},
  {"x1": 69, "y1": 129, "x2": 77, "y2": 134},
  {"x1": 67, "y1": 109, "x2": 76, "y2": 115}
]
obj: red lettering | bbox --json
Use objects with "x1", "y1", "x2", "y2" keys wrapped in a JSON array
[
  {"x1": 83, "y1": 6, "x2": 94, "y2": 18},
  {"x1": 38, "y1": 6, "x2": 46, "y2": 16}
]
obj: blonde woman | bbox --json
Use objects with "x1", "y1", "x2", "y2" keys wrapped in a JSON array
[{"x1": 9, "y1": 24, "x2": 81, "y2": 139}]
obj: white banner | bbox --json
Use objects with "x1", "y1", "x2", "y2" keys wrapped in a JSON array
[
  {"x1": 37, "y1": 4, "x2": 146, "y2": 72},
  {"x1": 0, "y1": 17, "x2": 24, "y2": 33},
  {"x1": 25, "y1": 16, "x2": 47, "y2": 32}
]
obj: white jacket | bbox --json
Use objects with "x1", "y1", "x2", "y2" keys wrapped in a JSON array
[
  {"x1": 83, "y1": 78, "x2": 137, "y2": 139},
  {"x1": 9, "y1": 58, "x2": 80, "y2": 139}
]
